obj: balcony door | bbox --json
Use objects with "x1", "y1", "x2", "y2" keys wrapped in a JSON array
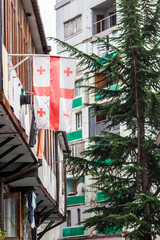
[{"x1": 96, "y1": 15, "x2": 105, "y2": 34}]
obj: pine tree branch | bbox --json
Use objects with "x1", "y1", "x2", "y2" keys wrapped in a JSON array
[
  {"x1": 154, "y1": 187, "x2": 160, "y2": 197},
  {"x1": 49, "y1": 37, "x2": 103, "y2": 69}
]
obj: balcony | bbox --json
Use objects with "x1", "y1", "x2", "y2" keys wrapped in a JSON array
[
  {"x1": 95, "y1": 84, "x2": 119, "y2": 101},
  {"x1": 97, "y1": 192, "x2": 110, "y2": 202},
  {"x1": 72, "y1": 96, "x2": 83, "y2": 108},
  {"x1": 98, "y1": 226, "x2": 122, "y2": 235},
  {"x1": 93, "y1": 13, "x2": 117, "y2": 35},
  {"x1": 67, "y1": 195, "x2": 85, "y2": 206},
  {"x1": 67, "y1": 129, "x2": 82, "y2": 142},
  {"x1": 63, "y1": 226, "x2": 84, "y2": 237}
]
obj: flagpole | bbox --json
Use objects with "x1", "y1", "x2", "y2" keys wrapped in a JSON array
[
  {"x1": 8, "y1": 54, "x2": 48, "y2": 57},
  {"x1": 8, "y1": 54, "x2": 76, "y2": 59}
]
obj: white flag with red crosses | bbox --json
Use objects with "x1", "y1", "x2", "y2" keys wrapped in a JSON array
[{"x1": 33, "y1": 56, "x2": 76, "y2": 132}]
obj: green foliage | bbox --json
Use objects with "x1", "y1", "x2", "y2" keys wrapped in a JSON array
[
  {"x1": 53, "y1": 0, "x2": 160, "y2": 239},
  {"x1": 0, "y1": 229, "x2": 6, "y2": 240}
]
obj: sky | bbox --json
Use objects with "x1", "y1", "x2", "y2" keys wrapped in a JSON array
[{"x1": 38, "y1": 0, "x2": 57, "y2": 54}]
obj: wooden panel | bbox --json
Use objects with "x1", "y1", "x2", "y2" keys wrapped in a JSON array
[{"x1": 95, "y1": 73, "x2": 107, "y2": 88}]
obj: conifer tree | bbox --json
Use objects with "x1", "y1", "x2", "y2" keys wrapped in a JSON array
[{"x1": 53, "y1": 0, "x2": 160, "y2": 239}]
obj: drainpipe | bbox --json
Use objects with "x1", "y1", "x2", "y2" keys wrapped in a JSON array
[
  {"x1": 0, "y1": 0, "x2": 4, "y2": 230},
  {"x1": 0, "y1": 179, "x2": 4, "y2": 231},
  {"x1": 55, "y1": 132, "x2": 59, "y2": 209},
  {"x1": 0, "y1": 0, "x2": 2, "y2": 91},
  {"x1": 32, "y1": 228, "x2": 37, "y2": 240}
]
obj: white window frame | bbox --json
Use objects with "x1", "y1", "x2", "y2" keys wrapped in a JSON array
[
  {"x1": 64, "y1": 15, "x2": 82, "y2": 38},
  {"x1": 71, "y1": 144, "x2": 77, "y2": 157},
  {"x1": 74, "y1": 79, "x2": 84, "y2": 97},
  {"x1": 76, "y1": 112, "x2": 82, "y2": 130}
]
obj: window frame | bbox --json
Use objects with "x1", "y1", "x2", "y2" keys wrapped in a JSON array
[
  {"x1": 4, "y1": 192, "x2": 21, "y2": 240},
  {"x1": 64, "y1": 15, "x2": 82, "y2": 38},
  {"x1": 74, "y1": 79, "x2": 84, "y2": 97},
  {"x1": 76, "y1": 112, "x2": 82, "y2": 130}
]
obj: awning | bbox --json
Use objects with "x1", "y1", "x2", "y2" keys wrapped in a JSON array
[{"x1": 0, "y1": 92, "x2": 63, "y2": 227}]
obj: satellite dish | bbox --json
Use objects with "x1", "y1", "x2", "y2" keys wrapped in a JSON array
[{"x1": 77, "y1": 182, "x2": 85, "y2": 195}]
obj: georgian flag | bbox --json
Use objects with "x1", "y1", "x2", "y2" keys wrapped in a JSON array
[{"x1": 33, "y1": 56, "x2": 76, "y2": 132}]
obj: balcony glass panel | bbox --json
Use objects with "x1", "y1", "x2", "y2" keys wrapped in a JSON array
[
  {"x1": 97, "y1": 191, "x2": 110, "y2": 202},
  {"x1": 98, "y1": 226, "x2": 122, "y2": 235},
  {"x1": 67, "y1": 195, "x2": 85, "y2": 206},
  {"x1": 67, "y1": 129, "x2": 82, "y2": 142},
  {"x1": 63, "y1": 226, "x2": 84, "y2": 237},
  {"x1": 72, "y1": 97, "x2": 82, "y2": 108}
]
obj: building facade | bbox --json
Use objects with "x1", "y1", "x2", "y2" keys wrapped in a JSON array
[
  {"x1": 0, "y1": 0, "x2": 69, "y2": 239},
  {"x1": 55, "y1": 0, "x2": 124, "y2": 239}
]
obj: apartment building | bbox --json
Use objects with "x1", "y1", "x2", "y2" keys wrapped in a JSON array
[
  {"x1": 0, "y1": 1, "x2": 69, "y2": 239},
  {"x1": 55, "y1": 0, "x2": 123, "y2": 239}
]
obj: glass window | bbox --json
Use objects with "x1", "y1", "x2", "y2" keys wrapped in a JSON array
[
  {"x1": 71, "y1": 144, "x2": 77, "y2": 157},
  {"x1": 77, "y1": 16, "x2": 82, "y2": 32},
  {"x1": 4, "y1": 192, "x2": 21, "y2": 239},
  {"x1": 74, "y1": 80, "x2": 84, "y2": 97},
  {"x1": 96, "y1": 114, "x2": 106, "y2": 123},
  {"x1": 4, "y1": 196, "x2": 17, "y2": 237},
  {"x1": 64, "y1": 15, "x2": 82, "y2": 38},
  {"x1": 76, "y1": 112, "x2": 82, "y2": 129}
]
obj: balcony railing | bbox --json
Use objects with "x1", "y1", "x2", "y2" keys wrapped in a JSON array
[
  {"x1": 93, "y1": 13, "x2": 117, "y2": 35},
  {"x1": 67, "y1": 129, "x2": 82, "y2": 142},
  {"x1": 63, "y1": 226, "x2": 84, "y2": 237},
  {"x1": 97, "y1": 192, "x2": 110, "y2": 202},
  {"x1": 67, "y1": 195, "x2": 85, "y2": 206}
]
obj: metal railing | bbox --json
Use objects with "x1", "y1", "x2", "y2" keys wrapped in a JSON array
[{"x1": 93, "y1": 13, "x2": 117, "y2": 35}]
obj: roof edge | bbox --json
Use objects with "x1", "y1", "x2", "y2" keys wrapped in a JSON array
[{"x1": 31, "y1": 0, "x2": 51, "y2": 54}]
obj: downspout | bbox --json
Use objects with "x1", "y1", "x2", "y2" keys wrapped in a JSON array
[
  {"x1": 64, "y1": 155, "x2": 67, "y2": 219},
  {"x1": 61, "y1": 131, "x2": 71, "y2": 220},
  {"x1": 0, "y1": 179, "x2": 4, "y2": 231},
  {"x1": 55, "y1": 132, "x2": 59, "y2": 209},
  {"x1": 0, "y1": 0, "x2": 2, "y2": 91},
  {"x1": 0, "y1": 0, "x2": 4, "y2": 231}
]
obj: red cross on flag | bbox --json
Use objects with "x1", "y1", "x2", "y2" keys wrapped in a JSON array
[{"x1": 33, "y1": 56, "x2": 76, "y2": 132}]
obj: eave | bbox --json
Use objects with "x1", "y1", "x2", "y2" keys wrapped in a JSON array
[
  {"x1": 0, "y1": 91, "x2": 62, "y2": 224},
  {"x1": 22, "y1": 0, "x2": 51, "y2": 54}
]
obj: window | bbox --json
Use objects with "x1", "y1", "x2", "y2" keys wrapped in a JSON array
[
  {"x1": 70, "y1": 142, "x2": 85, "y2": 157},
  {"x1": 74, "y1": 80, "x2": 84, "y2": 97},
  {"x1": 4, "y1": 192, "x2": 21, "y2": 239},
  {"x1": 64, "y1": 15, "x2": 82, "y2": 38},
  {"x1": 76, "y1": 112, "x2": 82, "y2": 129},
  {"x1": 96, "y1": 114, "x2": 106, "y2": 123},
  {"x1": 71, "y1": 144, "x2": 77, "y2": 157},
  {"x1": 67, "y1": 210, "x2": 71, "y2": 226}
]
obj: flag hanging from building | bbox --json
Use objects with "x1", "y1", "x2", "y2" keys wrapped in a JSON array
[{"x1": 33, "y1": 56, "x2": 76, "y2": 132}]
